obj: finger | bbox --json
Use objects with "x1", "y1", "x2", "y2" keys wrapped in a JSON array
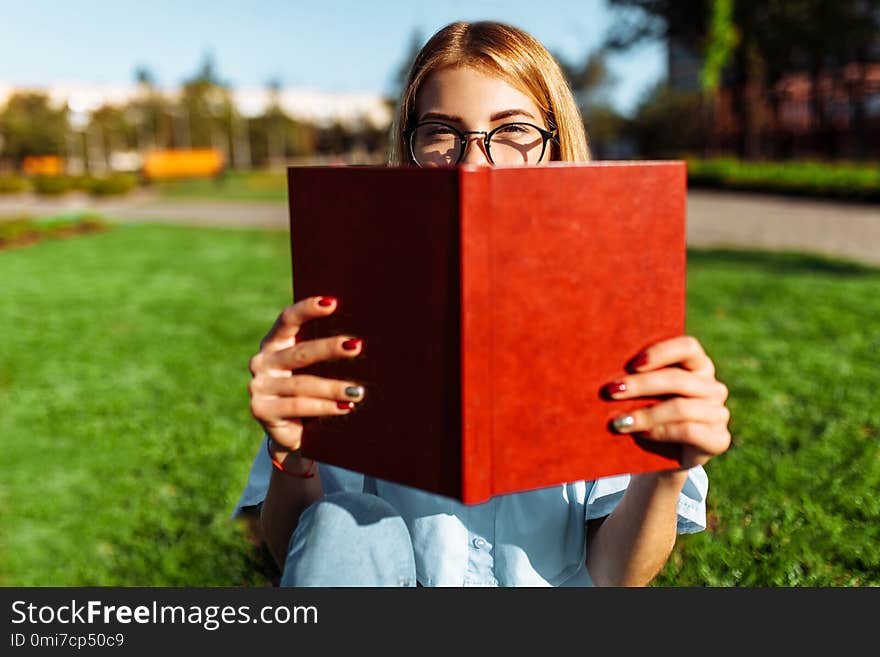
[
  {"x1": 628, "y1": 335, "x2": 714, "y2": 377},
  {"x1": 250, "y1": 374, "x2": 365, "y2": 401},
  {"x1": 611, "y1": 398, "x2": 730, "y2": 434},
  {"x1": 633, "y1": 421, "x2": 732, "y2": 455},
  {"x1": 265, "y1": 335, "x2": 363, "y2": 372},
  {"x1": 250, "y1": 395, "x2": 357, "y2": 423},
  {"x1": 680, "y1": 429, "x2": 733, "y2": 467},
  {"x1": 260, "y1": 296, "x2": 339, "y2": 352},
  {"x1": 602, "y1": 368, "x2": 728, "y2": 401}
]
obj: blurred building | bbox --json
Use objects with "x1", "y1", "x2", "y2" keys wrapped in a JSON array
[
  {"x1": 667, "y1": 40, "x2": 702, "y2": 94},
  {"x1": 232, "y1": 88, "x2": 391, "y2": 129},
  {"x1": 0, "y1": 83, "x2": 391, "y2": 130},
  {"x1": 713, "y1": 64, "x2": 880, "y2": 159},
  {"x1": 668, "y1": 39, "x2": 880, "y2": 160},
  {"x1": 0, "y1": 83, "x2": 393, "y2": 173}
]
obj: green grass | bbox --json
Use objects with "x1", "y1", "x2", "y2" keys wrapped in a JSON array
[
  {"x1": 655, "y1": 250, "x2": 880, "y2": 586},
  {"x1": 151, "y1": 170, "x2": 288, "y2": 202},
  {"x1": 1, "y1": 225, "x2": 878, "y2": 586},
  {"x1": 0, "y1": 222, "x2": 291, "y2": 586}
]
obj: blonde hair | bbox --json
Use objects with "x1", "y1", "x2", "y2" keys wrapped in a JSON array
[{"x1": 388, "y1": 21, "x2": 590, "y2": 165}]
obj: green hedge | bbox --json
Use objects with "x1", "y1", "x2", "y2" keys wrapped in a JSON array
[
  {"x1": 32, "y1": 175, "x2": 73, "y2": 196},
  {"x1": 26, "y1": 174, "x2": 140, "y2": 197},
  {"x1": 0, "y1": 174, "x2": 28, "y2": 194},
  {"x1": 85, "y1": 173, "x2": 139, "y2": 197},
  {"x1": 686, "y1": 158, "x2": 880, "y2": 202}
]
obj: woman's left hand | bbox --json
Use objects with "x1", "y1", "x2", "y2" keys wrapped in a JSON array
[{"x1": 602, "y1": 336, "x2": 731, "y2": 469}]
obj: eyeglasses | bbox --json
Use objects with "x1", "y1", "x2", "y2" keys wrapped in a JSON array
[{"x1": 406, "y1": 121, "x2": 558, "y2": 167}]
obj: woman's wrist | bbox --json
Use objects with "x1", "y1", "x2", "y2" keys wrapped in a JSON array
[
  {"x1": 266, "y1": 436, "x2": 315, "y2": 476},
  {"x1": 629, "y1": 468, "x2": 689, "y2": 494}
]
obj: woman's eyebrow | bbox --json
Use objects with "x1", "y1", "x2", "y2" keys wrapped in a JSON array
[
  {"x1": 418, "y1": 109, "x2": 537, "y2": 123},
  {"x1": 490, "y1": 109, "x2": 536, "y2": 121},
  {"x1": 419, "y1": 111, "x2": 463, "y2": 123}
]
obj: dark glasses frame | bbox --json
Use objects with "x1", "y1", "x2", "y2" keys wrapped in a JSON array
[{"x1": 405, "y1": 121, "x2": 559, "y2": 166}]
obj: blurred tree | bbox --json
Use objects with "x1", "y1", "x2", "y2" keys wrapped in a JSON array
[
  {"x1": 248, "y1": 111, "x2": 313, "y2": 167},
  {"x1": 700, "y1": 0, "x2": 738, "y2": 156},
  {"x1": 89, "y1": 104, "x2": 137, "y2": 172},
  {"x1": 135, "y1": 66, "x2": 154, "y2": 87},
  {"x1": 605, "y1": 1, "x2": 711, "y2": 52},
  {"x1": 380, "y1": 31, "x2": 423, "y2": 161},
  {"x1": 264, "y1": 77, "x2": 286, "y2": 169},
  {"x1": 388, "y1": 28, "x2": 424, "y2": 107},
  {"x1": 230, "y1": 108, "x2": 252, "y2": 171},
  {"x1": 130, "y1": 65, "x2": 171, "y2": 151},
  {"x1": 361, "y1": 123, "x2": 390, "y2": 161},
  {"x1": 557, "y1": 49, "x2": 616, "y2": 109},
  {"x1": 179, "y1": 52, "x2": 235, "y2": 157},
  {"x1": 246, "y1": 77, "x2": 317, "y2": 167},
  {"x1": 555, "y1": 48, "x2": 629, "y2": 159},
  {"x1": 749, "y1": 0, "x2": 880, "y2": 159},
  {"x1": 315, "y1": 121, "x2": 352, "y2": 156},
  {"x1": 629, "y1": 82, "x2": 705, "y2": 158},
  {"x1": 0, "y1": 92, "x2": 69, "y2": 168},
  {"x1": 606, "y1": 0, "x2": 717, "y2": 156},
  {"x1": 607, "y1": 0, "x2": 880, "y2": 160},
  {"x1": 700, "y1": 0, "x2": 738, "y2": 94}
]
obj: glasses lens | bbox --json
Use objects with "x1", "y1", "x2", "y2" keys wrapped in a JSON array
[
  {"x1": 488, "y1": 123, "x2": 546, "y2": 165},
  {"x1": 411, "y1": 124, "x2": 462, "y2": 167}
]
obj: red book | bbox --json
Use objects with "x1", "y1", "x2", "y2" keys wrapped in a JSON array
[{"x1": 288, "y1": 161, "x2": 687, "y2": 504}]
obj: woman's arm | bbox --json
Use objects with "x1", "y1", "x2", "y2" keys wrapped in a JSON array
[
  {"x1": 585, "y1": 470, "x2": 686, "y2": 586},
  {"x1": 248, "y1": 297, "x2": 366, "y2": 570},
  {"x1": 586, "y1": 336, "x2": 731, "y2": 586},
  {"x1": 260, "y1": 447, "x2": 324, "y2": 569}
]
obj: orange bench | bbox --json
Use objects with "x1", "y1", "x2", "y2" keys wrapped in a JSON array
[
  {"x1": 142, "y1": 148, "x2": 225, "y2": 180},
  {"x1": 22, "y1": 155, "x2": 64, "y2": 176}
]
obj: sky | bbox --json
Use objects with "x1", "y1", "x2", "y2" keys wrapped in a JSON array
[{"x1": 0, "y1": 0, "x2": 667, "y2": 116}]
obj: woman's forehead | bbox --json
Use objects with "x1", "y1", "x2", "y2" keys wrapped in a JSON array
[{"x1": 415, "y1": 66, "x2": 542, "y2": 122}]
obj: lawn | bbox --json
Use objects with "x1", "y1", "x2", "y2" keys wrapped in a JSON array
[
  {"x1": 656, "y1": 250, "x2": 880, "y2": 586},
  {"x1": 0, "y1": 221, "x2": 290, "y2": 586},
  {"x1": 1, "y1": 223, "x2": 878, "y2": 586}
]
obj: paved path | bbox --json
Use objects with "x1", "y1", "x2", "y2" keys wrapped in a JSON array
[
  {"x1": 2, "y1": 189, "x2": 879, "y2": 266},
  {"x1": 0, "y1": 191, "x2": 287, "y2": 229},
  {"x1": 686, "y1": 190, "x2": 880, "y2": 266}
]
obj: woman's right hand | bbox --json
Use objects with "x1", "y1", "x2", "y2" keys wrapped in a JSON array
[{"x1": 248, "y1": 295, "x2": 365, "y2": 454}]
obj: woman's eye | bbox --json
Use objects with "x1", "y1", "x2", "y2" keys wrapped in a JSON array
[{"x1": 427, "y1": 126, "x2": 456, "y2": 136}]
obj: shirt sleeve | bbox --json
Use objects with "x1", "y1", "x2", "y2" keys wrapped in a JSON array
[
  {"x1": 231, "y1": 436, "x2": 272, "y2": 519},
  {"x1": 584, "y1": 465, "x2": 708, "y2": 534}
]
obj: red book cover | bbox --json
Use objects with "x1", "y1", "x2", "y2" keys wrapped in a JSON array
[{"x1": 288, "y1": 161, "x2": 687, "y2": 504}]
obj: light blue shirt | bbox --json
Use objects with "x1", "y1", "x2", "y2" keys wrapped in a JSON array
[{"x1": 233, "y1": 435, "x2": 708, "y2": 587}]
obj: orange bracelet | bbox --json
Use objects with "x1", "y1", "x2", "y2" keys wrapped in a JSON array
[{"x1": 266, "y1": 439, "x2": 316, "y2": 479}]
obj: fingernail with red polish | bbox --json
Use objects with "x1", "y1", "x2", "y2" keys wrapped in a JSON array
[
  {"x1": 318, "y1": 296, "x2": 336, "y2": 307},
  {"x1": 629, "y1": 353, "x2": 649, "y2": 370},
  {"x1": 342, "y1": 338, "x2": 362, "y2": 351},
  {"x1": 337, "y1": 401, "x2": 355, "y2": 410},
  {"x1": 601, "y1": 381, "x2": 627, "y2": 398}
]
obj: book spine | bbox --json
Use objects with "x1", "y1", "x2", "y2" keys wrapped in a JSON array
[{"x1": 458, "y1": 167, "x2": 493, "y2": 504}]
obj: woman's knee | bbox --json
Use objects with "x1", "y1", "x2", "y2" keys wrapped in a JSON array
[
  {"x1": 304, "y1": 491, "x2": 408, "y2": 529},
  {"x1": 282, "y1": 492, "x2": 416, "y2": 586}
]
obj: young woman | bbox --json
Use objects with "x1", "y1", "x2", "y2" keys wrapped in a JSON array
[{"x1": 234, "y1": 20, "x2": 731, "y2": 587}]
